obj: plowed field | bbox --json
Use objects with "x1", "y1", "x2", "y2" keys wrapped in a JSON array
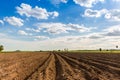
[{"x1": 0, "y1": 52, "x2": 120, "y2": 80}]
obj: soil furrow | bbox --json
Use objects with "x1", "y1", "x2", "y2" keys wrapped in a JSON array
[
  {"x1": 55, "y1": 53, "x2": 86, "y2": 80},
  {"x1": 59, "y1": 53, "x2": 119, "y2": 80},
  {"x1": 25, "y1": 53, "x2": 52, "y2": 80}
]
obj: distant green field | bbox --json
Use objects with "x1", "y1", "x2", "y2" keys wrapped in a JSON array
[{"x1": 68, "y1": 50, "x2": 120, "y2": 53}]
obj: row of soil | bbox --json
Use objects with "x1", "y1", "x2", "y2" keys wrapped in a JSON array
[
  {"x1": 60, "y1": 52, "x2": 120, "y2": 80},
  {"x1": 0, "y1": 52, "x2": 50, "y2": 80}
]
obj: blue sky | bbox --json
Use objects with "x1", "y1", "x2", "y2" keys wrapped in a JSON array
[{"x1": 0, "y1": 0, "x2": 120, "y2": 51}]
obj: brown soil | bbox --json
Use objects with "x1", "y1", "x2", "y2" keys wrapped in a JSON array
[{"x1": 0, "y1": 52, "x2": 120, "y2": 80}]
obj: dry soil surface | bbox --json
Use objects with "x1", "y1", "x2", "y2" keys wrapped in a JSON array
[{"x1": 0, "y1": 52, "x2": 120, "y2": 80}]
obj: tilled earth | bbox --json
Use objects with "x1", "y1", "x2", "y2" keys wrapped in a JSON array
[{"x1": 0, "y1": 52, "x2": 120, "y2": 80}]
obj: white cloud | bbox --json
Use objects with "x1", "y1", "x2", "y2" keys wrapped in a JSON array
[
  {"x1": 35, "y1": 22, "x2": 91, "y2": 34},
  {"x1": 83, "y1": 25, "x2": 120, "y2": 38},
  {"x1": 4, "y1": 16, "x2": 24, "y2": 27},
  {"x1": 49, "y1": 11, "x2": 59, "y2": 18},
  {"x1": 18, "y1": 30, "x2": 28, "y2": 36},
  {"x1": 68, "y1": 23, "x2": 91, "y2": 32},
  {"x1": 61, "y1": 0, "x2": 68, "y2": 3},
  {"x1": 84, "y1": 9, "x2": 120, "y2": 21},
  {"x1": 6, "y1": 37, "x2": 120, "y2": 50},
  {"x1": 105, "y1": 9, "x2": 120, "y2": 21},
  {"x1": 50, "y1": 0, "x2": 68, "y2": 5},
  {"x1": 104, "y1": 25, "x2": 120, "y2": 36},
  {"x1": 16, "y1": 3, "x2": 59, "y2": 20},
  {"x1": 83, "y1": 25, "x2": 120, "y2": 39},
  {"x1": 112, "y1": 0, "x2": 120, "y2": 2},
  {"x1": 25, "y1": 28, "x2": 40, "y2": 32},
  {"x1": 73, "y1": 0, "x2": 104, "y2": 8},
  {"x1": 87, "y1": 33, "x2": 104, "y2": 39},
  {"x1": 35, "y1": 22, "x2": 70, "y2": 34},
  {"x1": 34, "y1": 36, "x2": 49, "y2": 40},
  {"x1": 1, "y1": 32, "x2": 120, "y2": 51},
  {"x1": 84, "y1": 9, "x2": 107, "y2": 17},
  {"x1": 0, "y1": 20, "x2": 4, "y2": 25},
  {"x1": 0, "y1": 33, "x2": 8, "y2": 38}
]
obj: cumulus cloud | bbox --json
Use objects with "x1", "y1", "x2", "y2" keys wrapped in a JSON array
[
  {"x1": 16, "y1": 3, "x2": 59, "y2": 20},
  {"x1": 35, "y1": 22, "x2": 71, "y2": 34},
  {"x1": 84, "y1": 9, "x2": 120, "y2": 21},
  {"x1": 84, "y1": 9, "x2": 107, "y2": 17},
  {"x1": 34, "y1": 22, "x2": 91, "y2": 34},
  {"x1": 50, "y1": 0, "x2": 68, "y2": 5},
  {"x1": 4, "y1": 16, "x2": 24, "y2": 27},
  {"x1": 105, "y1": 9, "x2": 120, "y2": 21},
  {"x1": 68, "y1": 23, "x2": 91, "y2": 32},
  {"x1": 84, "y1": 25, "x2": 120, "y2": 39},
  {"x1": 18, "y1": 30, "x2": 28, "y2": 36},
  {"x1": 104, "y1": 25, "x2": 120, "y2": 36},
  {"x1": 0, "y1": 20, "x2": 4, "y2": 25},
  {"x1": 73, "y1": 0, "x2": 104, "y2": 8},
  {"x1": 49, "y1": 11, "x2": 59, "y2": 18}
]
